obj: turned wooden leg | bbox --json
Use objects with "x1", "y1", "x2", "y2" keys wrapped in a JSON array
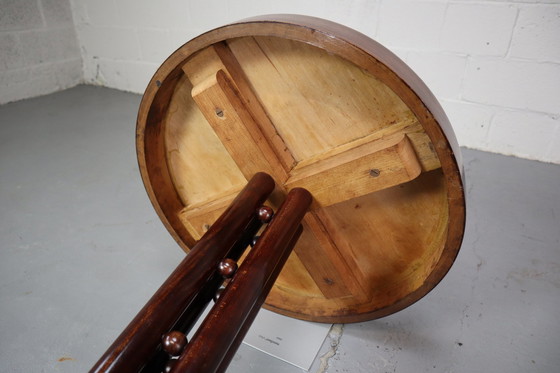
[
  {"x1": 172, "y1": 187, "x2": 312, "y2": 373},
  {"x1": 90, "y1": 173, "x2": 275, "y2": 373}
]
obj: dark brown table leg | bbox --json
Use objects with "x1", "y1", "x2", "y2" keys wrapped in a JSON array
[
  {"x1": 90, "y1": 173, "x2": 275, "y2": 373},
  {"x1": 172, "y1": 187, "x2": 312, "y2": 373}
]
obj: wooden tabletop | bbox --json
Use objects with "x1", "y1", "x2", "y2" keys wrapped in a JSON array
[{"x1": 135, "y1": 15, "x2": 466, "y2": 323}]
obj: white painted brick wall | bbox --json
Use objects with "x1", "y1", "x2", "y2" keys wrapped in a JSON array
[
  {"x1": 47, "y1": 0, "x2": 560, "y2": 164},
  {"x1": 464, "y1": 58, "x2": 560, "y2": 114},
  {"x1": 488, "y1": 110, "x2": 559, "y2": 160},
  {"x1": 441, "y1": 3, "x2": 518, "y2": 56},
  {"x1": 377, "y1": 1, "x2": 447, "y2": 50},
  {"x1": 510, "y1": 4, "x2": 560, "y2": 62},
  {"x1": 0, "y1": 0, "x2": 81, "y2": 104},
  {"x1": 440, "y1": 100, "x2": 494, "y2": 150}
]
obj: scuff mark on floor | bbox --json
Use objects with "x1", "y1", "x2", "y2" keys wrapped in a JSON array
[{"x1": 316, "y1": 324, "x2": 344, "y2": 373}]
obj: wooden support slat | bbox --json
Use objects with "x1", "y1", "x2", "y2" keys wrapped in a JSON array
[
  {"x1": 298, "y1": 213, "x2": 370, "y2": 301},
  {"x1": 182, "y1": 43, "x2": 295, "y2": 172},
  {"x1": 407, "y1": 131, "x2": 441, "y2": 172},
  {"x1": 190, "y1": 69, "x2": 288, "y2": 182},
  {"x1": 286, "y1": 133, "x2": 423, "y2": 208},
  {"x1": 179, "y1": 189, "x2": 242, "y2": 240}
]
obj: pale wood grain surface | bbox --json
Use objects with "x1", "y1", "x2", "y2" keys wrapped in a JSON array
[{"x1": 135, "y1": 16, "x2": 465, "y2": 322}]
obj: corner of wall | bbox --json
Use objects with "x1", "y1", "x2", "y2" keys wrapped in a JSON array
[{"x1": 0, "y1": 0, "x2": 84, "y2": 104}]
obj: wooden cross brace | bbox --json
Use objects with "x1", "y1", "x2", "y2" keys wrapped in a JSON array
[{"x1": 177, "y1": 42, "x2": 438, "y2": 300}]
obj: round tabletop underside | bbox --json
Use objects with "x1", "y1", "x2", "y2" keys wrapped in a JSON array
[{"x1": 136, "y1": 15, "x2": 466, "y2": 323}]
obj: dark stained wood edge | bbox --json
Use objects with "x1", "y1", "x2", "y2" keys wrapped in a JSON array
[
  {"x1": 136, "y1": 67, "x2": 194, "y2": 249},
  {"x1": 136, "y1": 15, "x2": 466, "y2": 322}
]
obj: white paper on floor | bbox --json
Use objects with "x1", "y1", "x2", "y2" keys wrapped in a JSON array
[
  {"x1": 243, "y1": 308, "x2": 332, "y2": 370},
  {"x1": 187, "y1": 304, "x2": 332, "y2": 371}
]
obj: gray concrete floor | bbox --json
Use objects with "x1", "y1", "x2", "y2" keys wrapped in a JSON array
[{"x1": 1, "y1": 85, "x2": 559, "y2": 372}]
